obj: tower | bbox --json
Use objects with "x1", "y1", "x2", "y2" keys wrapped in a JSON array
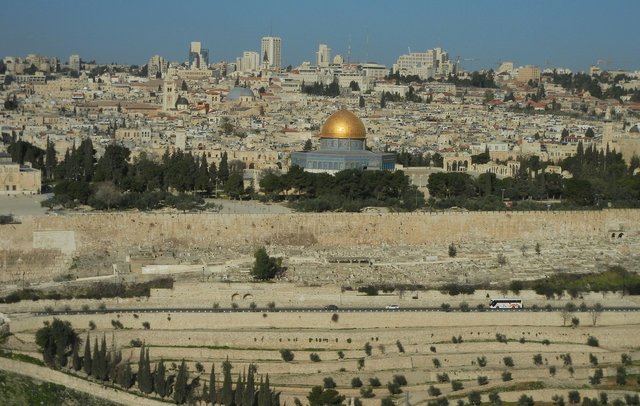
[
  {"x1": 189, "y1": 41, "x2": 209, "y2": 69},
  {"x1": 316, "y1": 44, "x2": 331, "y2": 68},
  {"x1": 162, "y1": 77, "x2": 179, "y2": 111},
  {"x1": 69, "y1": 54, "x2": 80, "y2": 72},
  {"x1": 261, "y1": 36, "x2": 281, "y2": 70}
]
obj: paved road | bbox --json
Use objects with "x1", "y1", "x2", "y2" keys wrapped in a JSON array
[{"x1": 31, "y1": 306, "x2": 640, "y2": 317}]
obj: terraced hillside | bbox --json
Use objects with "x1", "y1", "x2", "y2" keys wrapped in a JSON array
[{"x1": 3, "y1": 301, "x2": 640, "y2": 405}]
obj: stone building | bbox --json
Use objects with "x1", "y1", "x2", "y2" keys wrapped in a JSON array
[
  {"x1": 0, "y1": 153, "x2": 41, "y2": 195},
  {"x1": 290, "y1": 109, "x2": 395, "y2": 173}
]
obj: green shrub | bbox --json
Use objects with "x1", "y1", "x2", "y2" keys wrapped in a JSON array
[
  {"x1": 360, "y1": 386, "x2": 374, "y2": 398},
  {"x1": 477, "y1": 376, "x2": 489, "y2": 385},
  {"x1": 369, "y1": 377, "x2": 381, "y2": 387},
  {"x1": 589, "y1": 369, "x2": 603, "y2": 385},
  {"x1": 503, "y1": 356, "x2": 514, "y2": 367},
  {"x1": 280, "y1": 349, "x2": 294, "y2": 362},
  {"x1": 586, "y1": 336, "x2": 599, "y2": 347},
  {"x1": 428, "y1": 385, "x2": 441, "y2": 397},
  {"x1": 351, "y1": 377, "x2": 363, "y2": 388},
  {"x1": 436, "y1": 373, "x2": 449, "y2": 383},
  {"x1": 358, "y1": 286, "x2": 378, "y2": 296},
  {"x1": 533, "y1": 354, "x2": 543, "y2": 366},
  {"x1": 364, "y1": 342, "x2": 372, "y2": 356},
  {"x1": 502, "y1": 371, "x2": 512, "y2": 381},
  {"x1": 323, "y1": 377, "x2": 336, "y2": 389},
  {"x1": 568, "y1": 391, "x2": 580, "y2": 404},
  {"x1": 392, "y1": 375, "x2": 407, "y2": 386},
  {"x1": 387, "y1": 381, "x2": 402, "y2": 395},
  {"x1": 310, "y1": 353, "x2": 321, "y2": 362},
  {"x1": 451, "y1": 380, "x2": 463, "y2": 391}
]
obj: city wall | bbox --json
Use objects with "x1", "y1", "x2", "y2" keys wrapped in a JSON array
[{"x1": 1, "y1": 209, "x2": 639, "y2": 282}]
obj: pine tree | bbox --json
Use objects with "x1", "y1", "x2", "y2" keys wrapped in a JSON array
[
  {"x1": 221, "y1": 357, "x2": 234, "y2": 406},
  {"x1": 71, "y1": 341, "x2": 81, "y2": 371},
  {"x1": 208, "y1": 363, "x2": 217, "y2": 405},
  {"x1": 154, "y1": 359, "x2": 167, "y2": 398},
  {"x1": 173, "y1": 359, "x2": 189, "y2": 404},
  {"x1": 83, "y1": 334, "x2": 92, "y2": 376}
]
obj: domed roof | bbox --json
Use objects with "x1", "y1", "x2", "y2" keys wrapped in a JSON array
[
  {"x1": 226, "y1": 86, "x2": 255, "y2": 101},
  {"x1": 320, "y1": 109, "x2": 366, "y2": 139}
]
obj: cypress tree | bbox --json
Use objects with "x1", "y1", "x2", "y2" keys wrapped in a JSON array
[
  {"x1": 137, "y1": 344, "x2": 153, "y2": 393},
  {"x1": 45, "y1": 137, "x2": 57, "y2": 181},
  {"x1": 258, "y1": 375, "x2": 272, "y2": 406},
  {"x1": 71, "y1": 341, "x2": 81, "y2": 371},
  {"x1": 234, "y1": 371, "x2": 244, "y2": 406},
  {"x1": 91, "y1": 337, "x2": 100, "y2": 379},
  {"x1": 221, "y1": 357, "x2": 234, "y2": 406},
  {"x1": 104, "y1": 352, "x2": 111, "y2": 381},
  {"x1": 218, "y1": 152, "x2": 229, "y2": 184},
  {"x1": 208, "y1": 363, "x2": 217, "y2": 405},
  {"x1": 117, "y1": 362, "x2": 133, "y2": 389},
  {"x1": 110, "y1": 350, "x2": 122, "y2": 383},
  {"x1": 83, "y1": 334, "x2": 92, "y2": 376},
  {"x1": 154, "y1": 359, "x2": 167, "y2": 398},
  {"x1": 202, "y1": 381, "x2": 209, "y2": 405},
  {"x1": 243, "y1": 367, "x2": 255, "y2": 406},
  {"x1": 173, "y1": 359, "x2": 188, "y2": 404},
  {"x1": 80, "y1": 138, "x2": 95, "y2": 181},
  {"x1": 98, "y1": 334, "x2": 108, "y2": 380}
]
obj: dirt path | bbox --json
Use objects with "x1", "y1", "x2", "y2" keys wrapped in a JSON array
[{"x1": 0, "y1": 357, "x2": 166, "y2": 406}]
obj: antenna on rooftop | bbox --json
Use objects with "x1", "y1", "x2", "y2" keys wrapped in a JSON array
[{"x1": 347, "y1": 36, "x2": 352, "y2": 65}]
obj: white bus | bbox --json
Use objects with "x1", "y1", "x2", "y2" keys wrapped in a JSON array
[{"x1": 489, "y1": 298, "x2": 523, "y2": 309}]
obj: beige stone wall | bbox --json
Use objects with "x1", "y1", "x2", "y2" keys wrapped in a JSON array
[{"x1": 2, "y1": 209, "x2": 639, "y2": 283}]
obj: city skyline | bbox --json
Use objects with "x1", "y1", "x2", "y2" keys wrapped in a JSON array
[{"x1": 1, "y1": 0, "x2": 640, "y2": 72}]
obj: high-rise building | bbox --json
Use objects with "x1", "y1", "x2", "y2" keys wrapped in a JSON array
[
  {"x1": 148, "y1": 55, "x2": 168, "y2": 78},
  {"x1": 392, "y1": 47, "x2": 451, "y2": 79},
  {"x1": 188, "y1": 41, "x2": 209, "y2": 70},
  {"x1": 69, "y1": 54, "x2": 80, "y2": 72},
  {"x1": 261, "y1": 36, "x2": 282, "y2": 70},
  {"x1": 516, "y1": 65, "x2": 541, "y2": 83},
  {"x1": 316, "y1": 44, "x2": 331, "y2": 68},
  {"x1": 237, "y1": 51, "x2": 260, "y2": 72}
]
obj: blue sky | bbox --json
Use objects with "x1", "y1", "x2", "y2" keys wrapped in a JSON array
[{"x1": 2, "y1": 0, "x2": 639, "y2": 72}]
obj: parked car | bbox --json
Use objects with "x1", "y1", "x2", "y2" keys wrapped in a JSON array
[
  {"x1": 324, "y1": 304, "x2": 339, "y2": 311},
  {"x1": 385, "y1": 304, "x2": 400, "y2": 310}
]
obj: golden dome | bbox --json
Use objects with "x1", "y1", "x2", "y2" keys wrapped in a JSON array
[{"x1": 320, "y1": 109, "x2": 366, "y2": 139}]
